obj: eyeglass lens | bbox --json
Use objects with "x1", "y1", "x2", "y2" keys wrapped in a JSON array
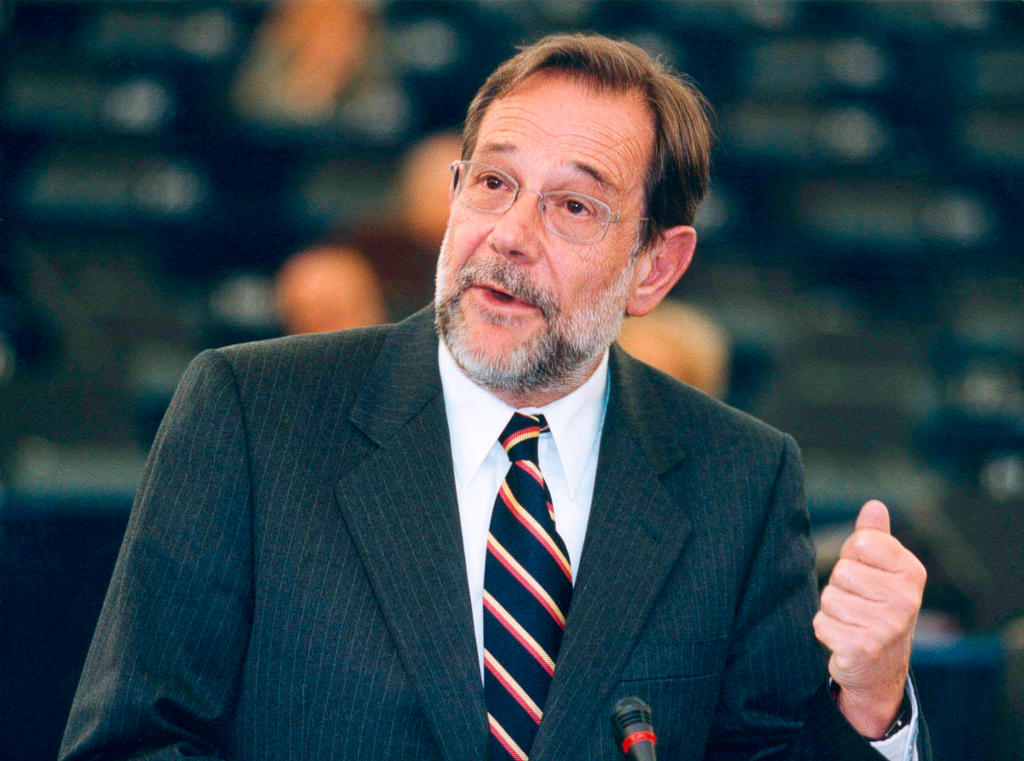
[{"x1": 453, "y1": 162, "x2": 613, "y2": 243}]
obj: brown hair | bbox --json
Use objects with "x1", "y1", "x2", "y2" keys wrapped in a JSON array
[{"x1": 461, "y1": 33, "x2": 713, "y2": 248}]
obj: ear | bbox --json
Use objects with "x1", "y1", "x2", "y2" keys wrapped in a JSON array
[{"x1": 625, "y1": 225, "x2": 696, "y2": 317}]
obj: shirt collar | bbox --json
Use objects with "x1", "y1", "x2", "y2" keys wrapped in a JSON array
[{"x1": 438, "y1": 339, "x2": 609, "y2": 499}]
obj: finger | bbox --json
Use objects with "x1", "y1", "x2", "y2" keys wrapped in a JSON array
[
  {"x1": 813, "y1": 610, "x2": 866, "y2": 653},
  {"x1": 819, "y1": 584, "x2": 880, "y2": 628},
  {"x1": 839, "y1": 528, "x2": 906, "y2": 571},
  {"x1": 855, "y1": 499, "x2": 890, "y2": 534},
  {"x1": 831, "y1": 556, "x2": 927, "y2": 624},
  {"x1": 829, "y1": 558, "x2": 892, "y2": 601},
  {"x1": 814, "y1": 613, "x2": 888, "y2": 672}
]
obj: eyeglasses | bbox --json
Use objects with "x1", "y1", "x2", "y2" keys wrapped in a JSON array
[{"x1": 449, "y1": 160, "x2": 640, "y2": 244}]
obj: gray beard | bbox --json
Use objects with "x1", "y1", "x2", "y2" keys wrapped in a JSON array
[{"x1": 434, "y1": 240, "x2": 636, "y2": 398}]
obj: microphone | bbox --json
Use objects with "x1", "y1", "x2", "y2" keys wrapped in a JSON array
[{"x1": 611, "y1": 696, "x2": 657, "y2": 761}]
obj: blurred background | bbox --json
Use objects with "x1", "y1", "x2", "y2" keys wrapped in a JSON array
[{"x1": 1, "y1": 1, "x2": 1022, "y2": 759}]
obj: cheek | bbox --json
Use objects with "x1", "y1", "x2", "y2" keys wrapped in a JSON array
[
  {"x1": 447, "y1": 207, "x2": 489, "y2": 248},
  {"x1": 437, "y1": 224, "x2": 467, "y2": 272},
  {"x1": 559, "y1": 249, "x2": 626, "y2": 302},
  {"x1": 436, "y1": 218, "x2": 482, "y2": 287},
  {"x1": 551, "y1": 266, "x2": 601, "y2": 313}
]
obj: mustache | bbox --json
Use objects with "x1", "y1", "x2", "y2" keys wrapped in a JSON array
[{"x1": 454, "y1": 258, "x2": 558, "y2": 319}]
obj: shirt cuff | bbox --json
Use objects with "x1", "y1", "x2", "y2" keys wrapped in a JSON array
[{"x1": 869, "y1": 679, "x2": 920, "y2": 761}]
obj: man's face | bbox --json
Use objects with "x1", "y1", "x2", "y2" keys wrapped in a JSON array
[{"x1": 435, "y1": 72, "x2": 656, "y2": 404}]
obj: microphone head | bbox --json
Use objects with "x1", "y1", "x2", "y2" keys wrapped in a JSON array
[{"x1": 611, "y1": 696, "x2": 657, "y2": 761}]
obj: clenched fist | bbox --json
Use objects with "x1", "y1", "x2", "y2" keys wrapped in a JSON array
[{"x1": 813, "y1": 500, "x2": 927, "y2": 738}]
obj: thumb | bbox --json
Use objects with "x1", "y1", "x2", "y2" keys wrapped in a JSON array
[{"x1": 855, "y1": 499, "x2": 891, "y2": 534}]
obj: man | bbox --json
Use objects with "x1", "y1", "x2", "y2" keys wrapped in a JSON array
[{"x1": 61, "y1": 34, "x2": 928, "y2": 761}]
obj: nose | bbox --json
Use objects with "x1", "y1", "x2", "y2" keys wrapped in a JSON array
[{"x1": 487, "y1": 189, "x2": 544, "y2": 262}]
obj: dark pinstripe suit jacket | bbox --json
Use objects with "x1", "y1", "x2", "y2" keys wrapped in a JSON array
[{"x1": 61, "y1": 307, "x2": 924, "y2": 761}]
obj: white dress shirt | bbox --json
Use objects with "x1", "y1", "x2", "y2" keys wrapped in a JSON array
[
  {"x1": 436, "y1": 340, "x2": 917, "y2": 760},
  {"x1": 438, "y1": 340, "x2": 609, "y2": 679}
]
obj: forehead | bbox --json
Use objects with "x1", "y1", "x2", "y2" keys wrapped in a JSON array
[{"x1": 473, "y1": 73, "x2": 655, "y2": 194}]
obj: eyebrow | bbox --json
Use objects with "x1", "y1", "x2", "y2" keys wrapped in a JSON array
[{"x1": 476, "y1": 142, "x2": 613, "y2": 190}]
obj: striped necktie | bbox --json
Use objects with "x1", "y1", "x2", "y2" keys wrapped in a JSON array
[{"x1": 483, "y1": 413, "x2": 572, "y2": 761}]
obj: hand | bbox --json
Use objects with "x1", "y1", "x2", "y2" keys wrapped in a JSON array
[{"x1": 813, "y1": 500, "x2": 926, "y2": 738}]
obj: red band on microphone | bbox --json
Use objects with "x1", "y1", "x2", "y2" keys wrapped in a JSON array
[{"x1": 621, "y1": 730, "x2": 657, "y2": 754}]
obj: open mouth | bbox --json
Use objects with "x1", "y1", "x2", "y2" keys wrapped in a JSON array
[
  {"x1": 489, "y1": 286, "x2": 515, "y2": 303},
  {"x1": 481, "y1": 283, "x2": 532, "y2": 308}
]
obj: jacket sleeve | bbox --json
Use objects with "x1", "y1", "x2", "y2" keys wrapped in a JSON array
[
  {"x1": 705, "y1": 435, "x2": 931, "y2": 761},
  {"x1": 60, "y1": 349, "x2": 253, "y2": 761}
]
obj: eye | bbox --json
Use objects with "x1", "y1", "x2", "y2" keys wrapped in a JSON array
[
  {"x1": 476, "y1": 171, "x2": 510, "y2": 192},
  {"x1": 552, "y1": 193, "x2": 598, "y2": 218},
  {"x1": 484, "y1": 174, "x2": 505, "y2": 190},
  {"x1": 565, "y1": 198, "x2": 589, "y2": 216}
]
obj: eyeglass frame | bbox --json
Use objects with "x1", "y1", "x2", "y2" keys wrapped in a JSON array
[{"x1": 448, "y1": 160, "x2": 646, "y2": 244}]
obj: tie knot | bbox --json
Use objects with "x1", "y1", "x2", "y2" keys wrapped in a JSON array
[{"x1": 500, "y1": 412, "x2": 548, "y2": 464}]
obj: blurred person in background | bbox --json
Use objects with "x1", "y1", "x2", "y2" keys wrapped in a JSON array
[
  {"x1": 231, "y1": 0, "x2": 373, "y2": 125},
  {"x1": 274, "y1": 242, "x2": 388, "y2": 334},
  {"x1": 617, "y1": 299, "x2": 731, "y2": 398},
  {"x1": 353, "y1": 130, "x2": 464, "y2": 317},
  {"x1": 398, "y1": 131, "x2": 465, "y2": 250},
  {"x1": 61, "y1": 33, "x2": 929, "y2": 761},
  {"x1": 274, "y1": 132, "x2": 462, "y2": 332}
]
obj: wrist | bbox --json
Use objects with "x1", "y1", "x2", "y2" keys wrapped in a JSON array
[{"x1": 830, "y1": 680, "x2": 911, "y2": 740}]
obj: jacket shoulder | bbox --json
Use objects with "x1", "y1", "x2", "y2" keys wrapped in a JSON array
[
  {"x1": 214, "y1": 323, "x2": 392, "y2": 369},
  {"x1": 200, "y1": 324, "x2": 393, "y2": 396},
  {"x1": 611, "y1": 345, "x2": 793, "y2": 472}
]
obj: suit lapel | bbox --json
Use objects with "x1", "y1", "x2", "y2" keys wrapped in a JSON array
[
  {"x1": 531, "y1": 346, "x2": 694, "y2": 761},
  {"x1": 334, "y1": 315, "x2": 696, "y2": 761},
  {"x1": 333, "y1": 308, "x2": 488, "y2": 761}
]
